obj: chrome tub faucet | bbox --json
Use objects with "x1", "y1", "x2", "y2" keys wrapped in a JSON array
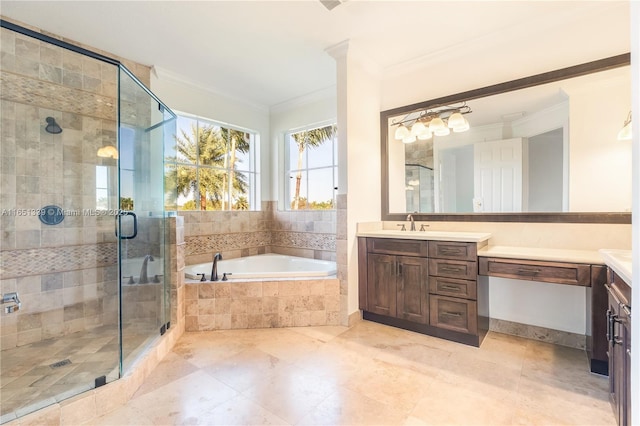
[
  {"x1": 211, "y1": 253, "x2": 222, "y2": 281},
  {"x1": 139, "y1": 255, "x2": 154, "y2": 284}
]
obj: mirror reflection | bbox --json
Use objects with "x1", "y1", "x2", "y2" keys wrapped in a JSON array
[{"x1": 387, "y1": 64, "x2": 631, "y2": 214}]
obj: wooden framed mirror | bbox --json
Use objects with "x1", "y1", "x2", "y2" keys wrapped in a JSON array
[{"x1": 381, "y1": 53, "x2": 631, "y2": 224}]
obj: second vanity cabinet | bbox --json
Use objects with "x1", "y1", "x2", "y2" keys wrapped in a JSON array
[
  {"x1": 359, "y1": 236, "x2": 489, "y2": 346},
  {"x1": 606, "y1": 269, "x2": 631, "y2": 426}
]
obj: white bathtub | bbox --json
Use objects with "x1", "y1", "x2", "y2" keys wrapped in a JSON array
[{"x1": 184, "y1": 253, "x2": 337, "y2": 280}]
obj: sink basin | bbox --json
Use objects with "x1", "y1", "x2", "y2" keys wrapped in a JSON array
[
  {"x1": 599, "y1": 249, "x2": 632, "y2": 285},
  {"x1": 356, "y1": 229, "x2": 491, "y2": 243}
]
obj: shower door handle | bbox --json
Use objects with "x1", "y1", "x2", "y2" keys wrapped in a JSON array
[{"x1": 115, "y1": 211, "x2": 138, "y2": 240}]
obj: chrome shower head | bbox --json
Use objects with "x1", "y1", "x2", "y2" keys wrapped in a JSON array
[{"x1": 45, "y1": 117, "x2": 62, "y2": 134}]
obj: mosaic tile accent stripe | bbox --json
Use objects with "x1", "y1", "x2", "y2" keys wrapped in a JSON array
[
  {"x1": 271, "y1": 231, "x2": 336, "y2": 251},
  {"x1": 185, "y1": 231, "x2": 271, "y2": 256},
  {"x1": 0, "y1": 71, "x2": 117, "y2": 120},
  {"x1": 0, "y1": 243, "x2": 117, "y2": 279}
]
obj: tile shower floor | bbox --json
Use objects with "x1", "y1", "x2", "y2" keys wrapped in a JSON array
[
  {"x1": 95, "y1": 320, "x2": 615, "y2": 425},
  {"x1": 0, "y1": 323, "x2": 156, "y2": 423}
]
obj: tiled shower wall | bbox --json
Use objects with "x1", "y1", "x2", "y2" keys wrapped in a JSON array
[
  {"x1": 181, "y1": 201, "x2": 337, "y2": 266},
  {"x1": 0, "y1": 21, "x2": 154, "y2": 349}
]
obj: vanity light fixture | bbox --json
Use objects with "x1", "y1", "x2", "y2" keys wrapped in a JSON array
[
  {"x1": 392, "y1": 102, "x2": 472, "y2": 143},
  {"x1": 617, "y1": 111, "x2": 632, "y2": 140}
]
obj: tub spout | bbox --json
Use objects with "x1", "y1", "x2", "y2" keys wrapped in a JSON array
[
  {"x1": 139, "y1": 255, "x2": 154, "y2": 284},
  {"x1": 211, "y1": 253, "x2": 222, "y2": 281}
]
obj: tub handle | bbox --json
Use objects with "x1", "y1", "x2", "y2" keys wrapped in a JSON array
[
  {"x1": 222, "y1": 273, "x2": 232, "y2": 281},
  {"x1": 197, "y1": 273, "x2": 206, "y2": 282}
]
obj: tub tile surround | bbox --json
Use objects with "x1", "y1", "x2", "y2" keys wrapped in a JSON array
[
  {"x1": 180, "y1": 201, "x2": 337, "y2": 266},
  {"x1": 184, "y1": 279, "x2": 341, "y2": 331}
]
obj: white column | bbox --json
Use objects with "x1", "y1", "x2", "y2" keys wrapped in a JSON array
[{"x1": 326, "y1": 40, "x2": 381, "y2": 322}]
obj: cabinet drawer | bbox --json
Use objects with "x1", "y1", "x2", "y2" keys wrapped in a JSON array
[
  {"x1": 429, "y1": 241, "x2": 477, "y2": 261},
  {"x1": 429, "y1": 276, "x2": 477, "y2": 300},
  {"x1": 367, "y1": 238, "x2": 428, "y2": 257},
  {"x1": 429, "y1": 259, "x2": 477, "y2": 280},
  {"x1": 479, "y1": 257, "x2": 590, "y2": 286},
  {"x1": 430, "y1": 295, "x2": 477, "y2": 335}
]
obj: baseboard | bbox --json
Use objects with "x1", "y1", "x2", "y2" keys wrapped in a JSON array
[
  {"x1": 489, "y1": 318, "x2": 586, "y2": 350},
  {"x1": 348, "y1": 310, "x2": 362, "y2": 327}
]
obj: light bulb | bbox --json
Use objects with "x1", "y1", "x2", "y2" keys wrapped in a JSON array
[
  {"x1": 402, "y1": 134, "x2": 417, "y2": 144},
  {"x1": 453, "y1": 119, "x2": 470, "y2": 133},
  {"x1": 617, "y1": 123, "x2": 632, "y2": 140},
  {"x1": 411, "y1": 121, "x2": 427, "y2": 136},
  {"x1": 447, "y1": 112, "x2": 465, "y2": 128},
  {"x1": 394, "y1": 124, "x2": 410, "y2": 140},
  {"x1": 429, "y1": 116, "x2": 445, "y2": 132},
  {"x1": 417, "y1": 129, "x2": 432, "y2": 140}
]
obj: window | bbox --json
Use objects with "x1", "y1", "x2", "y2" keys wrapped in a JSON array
[
  {"x1": 165, "y1": 114, "x2": 259, "y2": 211},
  {"x1": 285, "y1": 123, "x2": 337, "y2": 210}
]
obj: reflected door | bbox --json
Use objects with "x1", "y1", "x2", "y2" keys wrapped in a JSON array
[{"x1": 473, "y1": 138, "x2": 523, "y2": 212}]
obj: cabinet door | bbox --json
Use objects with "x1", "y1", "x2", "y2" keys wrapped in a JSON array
[
  {"x1": 367, "y1": 254, "x2": 397, "y2": 317},
  {"x1": 607, "y1": 292, "x2": 623, "y2": 425},
  {"x1": 396, "y1": 256, "x2": 429, "y2": 324},
  {"x1": 621, "y1": 307, "x2": 631, "y2": 426}
]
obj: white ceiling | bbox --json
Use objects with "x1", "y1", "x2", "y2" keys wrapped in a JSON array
[{"x1": 0, "y1": 1, "x2": 631, "y2": 109}]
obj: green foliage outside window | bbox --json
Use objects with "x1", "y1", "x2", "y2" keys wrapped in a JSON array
[{"x1": 165, "y1": 118, "x2": 254, "y2": 211}]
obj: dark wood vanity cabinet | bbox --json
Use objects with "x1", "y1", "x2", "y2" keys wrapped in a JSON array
[
  {"x1": 358, "y1": 237, "x2": 488, "y2": 346},
  {"x1": 366, "y1": 253, "x2": 429, "y2": 322},
  {"x1": 606, "y1": 270, "x2": 631, "y2": 426}
]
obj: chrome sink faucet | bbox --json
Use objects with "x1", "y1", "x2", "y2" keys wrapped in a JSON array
[
  {"x1": 406, "y1": 214, "x2": 416, "y2": 231},
  {"x1": 211, "y1": 253, "x2": 222, "y2": 281},
  {"x1": 139, "y1": 255, "x2": 154, "y2": 284}
]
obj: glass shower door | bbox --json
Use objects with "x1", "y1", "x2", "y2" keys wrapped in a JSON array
[{"x1": 117, "y1": 67, "x2": 175, "y2": 373}]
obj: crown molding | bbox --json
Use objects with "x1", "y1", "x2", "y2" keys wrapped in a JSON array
[
  {"x1": 151, "y1": 66, "x2": 269, "y2": 113},
  {"x1": 269, "y1": 85, "x2": 337, "y2": 114},
  {"x1": 381, "y1": 1, "x2": 625, "y2": 80}
]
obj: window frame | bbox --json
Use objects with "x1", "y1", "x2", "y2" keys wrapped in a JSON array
[
  {"x1": 166, "y1": 111, "x2": 260, "y2": 211},
  {"x1": 283, "y1": 120, "x2": 338, "y2": 211}
]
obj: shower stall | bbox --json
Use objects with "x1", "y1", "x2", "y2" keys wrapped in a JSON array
[{"x1": 0, "y1": 21, "x2": 176, "y2": 423}]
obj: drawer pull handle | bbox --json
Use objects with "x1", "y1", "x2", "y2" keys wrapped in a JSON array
[
  {"x1": 517, "y1": 268, "x2": 540, "y2": 275},
  {"x1": 442, "y1": 311, "x2": 462, "y2": 318},
  {"x1": 440, "y1": 266, "x2": 464, "y2": 273},
  {"x1": 441, "y1": 285, "x2": 461, "y2": 291},
  {"x1": 440, "y1": 249, "x2": 461, "y2": 255}
]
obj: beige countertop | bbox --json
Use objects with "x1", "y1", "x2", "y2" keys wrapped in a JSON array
[
  {"x1": 356, "y1": 229, "x2": 492, "y2": 243},
  {"x1": 599, "y1": 249, "x2": 632, "y2": 286},
  {"x1": 477, "y1": 245, "x2": 604, "y2": 265}
]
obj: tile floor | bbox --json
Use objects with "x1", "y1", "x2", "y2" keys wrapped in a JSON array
[
  {"x1": 94, "y1": 320, "x2": 615, "y2": 425},
  {"x1": 1, "y1": 323, "x2": 157, "y2": 423}
]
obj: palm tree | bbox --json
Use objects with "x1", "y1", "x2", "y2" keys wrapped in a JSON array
[
  {"x1": 291, "y1": 125, "x2": 336, "y2": 209},
  {"x1": 220, "y1": 128, "x2": 250, "y2": 210},
  {"x1": 173, "y1": 123, "x2": 248, "y2": 210}
]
